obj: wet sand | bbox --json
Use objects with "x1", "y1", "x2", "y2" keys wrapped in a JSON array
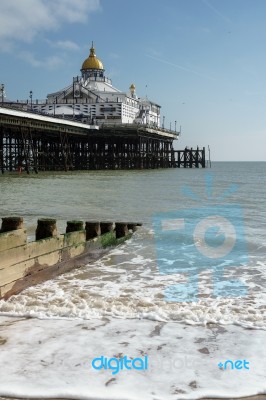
[
  {"x1": 1, "y1": 396, "x2": 266, "y2": 400},
  {"x1": 0, "y1": 316, "x2": 265, "y2": 400}
]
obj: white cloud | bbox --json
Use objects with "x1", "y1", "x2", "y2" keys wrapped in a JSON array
[
  {"x1": 50, "y1": 0, "x2": 100, "y2": 23},
  {"x1": 54, "y1": 40, "x2": 80, "y2": 51},
  {"x1": 0, "y1": 0, "x2": 100, "y2": 50},
  {"x1": 19, "y1": 51, "x2": 64, "y2": 69},
  {"x1": 44, "y1": 39, "x2": 81, "y2": 52}
]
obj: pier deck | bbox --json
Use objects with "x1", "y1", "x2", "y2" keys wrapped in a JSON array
[{"x1": 0, "y1": 107, "x2": 205, "y2": 172}]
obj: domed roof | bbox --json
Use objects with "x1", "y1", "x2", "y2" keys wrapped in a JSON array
[{"x1": 81, "y1": 44, "x2": 104, "y2": 70}]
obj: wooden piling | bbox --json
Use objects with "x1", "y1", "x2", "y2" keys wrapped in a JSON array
[
  {"x1": 66, "y1": 220, "x2": 84, "y2": 233},
  {"x1": 100, "y1": 221, "x2": 114, "y2": 234},
  {"x1": 85, "y1": 221, "x2": 101, "y2": 240},
  {"x1": 127, "y1": 223, "x2": 138, "y2": 232},
  {"x1": 36, "y1": 218, "x2": 57, "y2": 240},
  {"x1": 1, "y1": 217, "x2": 24, "y2": 232},
  {"x1": 115, "y1": 222, "x2": 129, "y2": 239}
]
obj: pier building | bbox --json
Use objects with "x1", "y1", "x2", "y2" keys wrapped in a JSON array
[
  {"x1": 0, "y1": 43, "x2": 205, "y2": 171},
  {"x1": 31, "y1": 43, "x2": 162, "y2": 127}
]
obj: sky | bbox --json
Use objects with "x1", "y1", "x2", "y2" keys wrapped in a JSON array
[{"x1": 0, "y1": 0, "x2": 266, "y2": 161}]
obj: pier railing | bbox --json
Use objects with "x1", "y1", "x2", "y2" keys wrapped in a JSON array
[{"x1": 100, "y1": 122, "x2": 180, "y2": 137}]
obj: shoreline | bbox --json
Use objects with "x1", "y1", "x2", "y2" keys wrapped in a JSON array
[
  {"x1": 1, "y1": 395, "x2": 266, "y2": 400},
  {"x1": 0, "y1": 316, "x2": 265, "y2": 400}
]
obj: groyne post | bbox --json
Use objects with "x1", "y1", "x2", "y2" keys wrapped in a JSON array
[
  {"x1": 1, "y1": 217, "x2": 24, "y2": 232},
  {"x1": 66, "y1": 220, "x2": 84, "y2": 233},
  {"x1": 85, "y1": 221, "x2": 101, "y2": 240},
  {"x1": 100, "y1": 222, "x2": 114, "y2": 234},
  {"x1": 36, "y1": 218, "x2": 58, "y2": 240},
  {"x1": 115, "y1": 222, "x2": 129, "y2": 239},
  {"x1": 127, "y1": 223, "x2": 138, "y2": 232}
]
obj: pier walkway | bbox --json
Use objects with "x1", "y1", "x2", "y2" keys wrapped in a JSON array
[{"x1": 0, "y1": 107, "x2": 205, "y2": 172}]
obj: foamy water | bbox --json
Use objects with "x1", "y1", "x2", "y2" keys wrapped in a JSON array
[
  {"x1": 0, "y1": 163, "x2": 266, "y2": 398},
  {"x1": 1, "y1": 228, "x2": 266, "y2": 330},
  {"x1": 0, "y1": 316, "x2": 265, "y2": 400}
]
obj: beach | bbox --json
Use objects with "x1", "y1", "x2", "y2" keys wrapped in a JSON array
[
  {"x1": 0, "y1": 164, "x2": 266, "y2": 399},
  {"x1": 0, "y1": 315, "x2": 265, "y2": 400}
]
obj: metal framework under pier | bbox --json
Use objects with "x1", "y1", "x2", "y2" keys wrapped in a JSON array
[{"x1": 0, "y1": 108, "x2": 205, "y2": 172}]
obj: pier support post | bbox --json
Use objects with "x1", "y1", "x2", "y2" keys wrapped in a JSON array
[
  {"x1": 85, "y1": 221, "x2": 101, "y2": 240},
  {"x1": 100, "y1": 222, "x2": 114, "y2": 234},
  {"x1": 202, "y1": 147, "x2": 206, "y2": 168},
  {"x1": 36, "y1": 218, "x2": 57, "y2": 240},
  {"x1": 66, "y1": 220, "x2": 84, "y2": 233},
  {"x1": 1, "y1": 217, "x2": 24, "y2": 232},
  {"x1": 115, "y1": 222, "x2": 129, "y2": 239}
]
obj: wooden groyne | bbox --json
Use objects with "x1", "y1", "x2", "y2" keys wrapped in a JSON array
[{"x1": 0, "y1": 217, "x2": 141, "y2": 300}]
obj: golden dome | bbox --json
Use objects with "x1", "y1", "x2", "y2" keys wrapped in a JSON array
[
  {"x1": 81, "y1": 44, "x2": 104, "y2": 70},
  {"x1": 130, "y1": 83, "x2": 136, "y2": 90}
]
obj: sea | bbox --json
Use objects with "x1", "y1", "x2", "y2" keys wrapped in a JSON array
[{"x1": 0, "y1": 162, "x2": 265, "y2": 400}]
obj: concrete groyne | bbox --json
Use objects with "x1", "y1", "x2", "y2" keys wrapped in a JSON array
[{"x1": 0, "y1": 217, "x2": 141, "y2": 300}]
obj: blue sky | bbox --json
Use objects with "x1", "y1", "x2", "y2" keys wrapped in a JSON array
[{"x1": 0, "y1": 0, "x2": 266, "y2": 161}]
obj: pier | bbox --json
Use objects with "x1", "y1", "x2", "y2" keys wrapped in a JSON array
[
  {"x1": 0, "y1": 43, "x2": 207, "y2": 172},
  {"x1": 0, "y1": 107, "x2": 205, "y2": 172}
]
